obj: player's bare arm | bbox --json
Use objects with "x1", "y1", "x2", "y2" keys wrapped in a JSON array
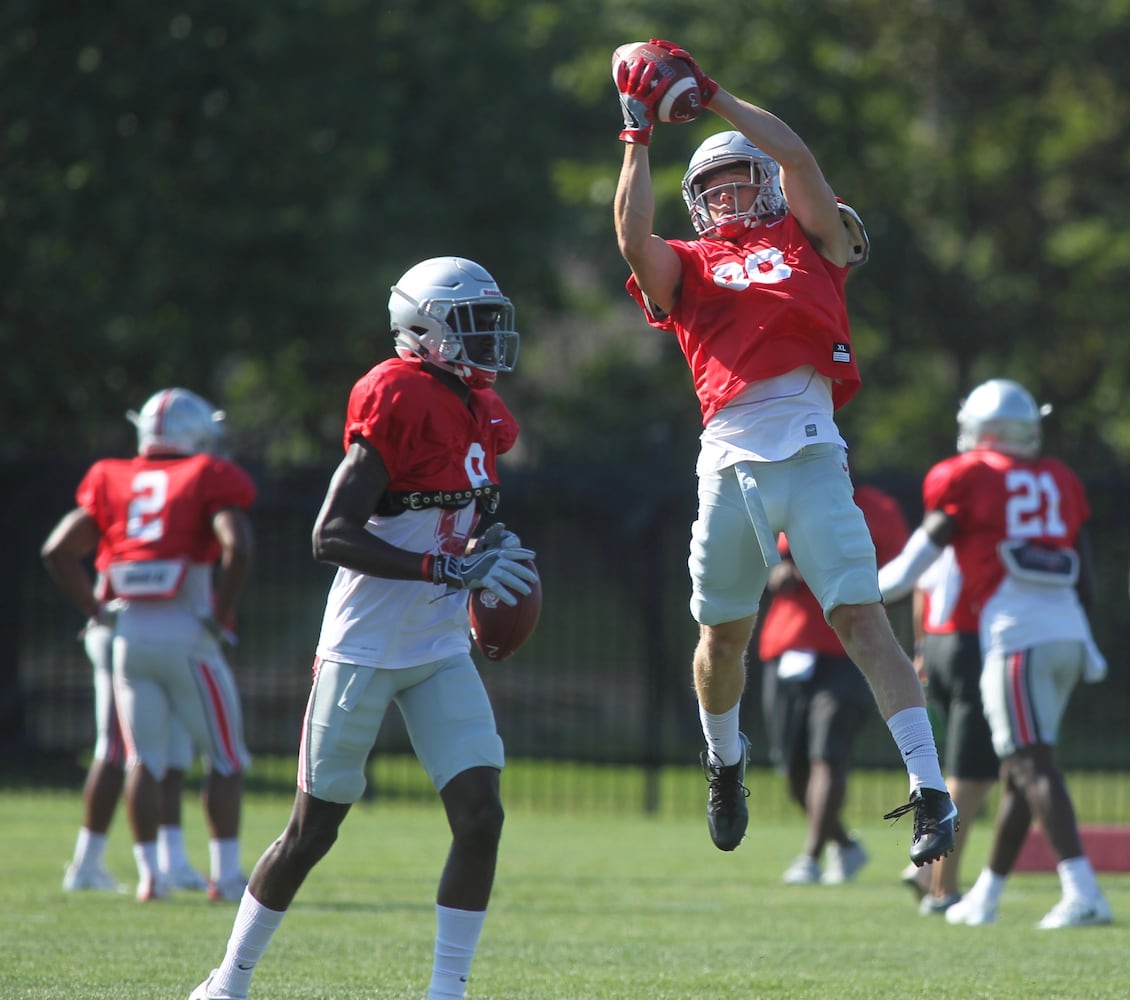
[
  {"x1": 614, "y1": 144, "x2": 683, "y2": 315},
  {"x1": 211, "y1": 506, "x2": 254, "y2": 626},
  {"x1": 311, "y1": 437, "x2": 428, "y2": 580},
  {"x1": 708, "y1": 89, "x2": 848, "y2": 265},
  {"x1": 40, "y1": 507, "x2": 100, "y2": 618}
]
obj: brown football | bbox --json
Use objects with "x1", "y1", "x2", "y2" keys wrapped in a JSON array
[
  {"x1": 611, "y1": 41, "x2": 702, "y2": 124},
  {"x1": 468, "y1": 564, "x2": 542, "y2": 662}
]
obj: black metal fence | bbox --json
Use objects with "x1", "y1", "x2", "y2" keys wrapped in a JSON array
[{"x1": 6, "y1": 458, "x2": 1129, "y2": 802}]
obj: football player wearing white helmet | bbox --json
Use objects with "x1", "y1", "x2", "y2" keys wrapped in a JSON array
[
  {"x1": 613, "y1": 37, "x2": 953, "y2": 865},
  {"x1": 42, "y1": 388, "x2": 255, "y2": 904},
  {"x1": 127, "y1": 386, "x2": 227, "y2": 457},
  {"x1": 878, "y1": 379, "x2": 1111, "y2": 929},
  {"x1": 955, "y1": 377, "x2": 1046, "y2": 458},
  {"x1": 189, "y1": 257, "x2": 535, "y2": 1000},
  {"x1": 390, "y1": 256, "x2": 519, "y2": 390}
]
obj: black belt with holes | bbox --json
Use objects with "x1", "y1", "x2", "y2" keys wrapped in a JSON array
[{"x1": 375, "y1": 483, "x2": 501, "y2": 517}]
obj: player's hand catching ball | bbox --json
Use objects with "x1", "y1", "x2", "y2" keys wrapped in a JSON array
[
  {"x1": 614, "y1": 52, "x2": 671, "y2": 146},
  {"x1": 647, "y1": 38, "x2": 718, "y2": 105}
]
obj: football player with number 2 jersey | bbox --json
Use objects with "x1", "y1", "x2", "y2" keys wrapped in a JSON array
[
  {"x1": 190, "y1": 257, "x2": 537, "y2": 1000},
  {"x1": 613, "y1": 37, "x2": 954, "y2": 865},
  {"x1": 879, "y1": 378, "x2": 1111, "y2": 928},
  {"x1": 42, "y1": 388, "x2": 255, "y2": 904}
]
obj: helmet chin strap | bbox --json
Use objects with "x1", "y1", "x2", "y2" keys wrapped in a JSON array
[
  {"x1": 714, "y1": 217, "x2": 751, "y2": 239},
  {"x1": 461, "y1": 367, "x2": 497, "y2": 390}
]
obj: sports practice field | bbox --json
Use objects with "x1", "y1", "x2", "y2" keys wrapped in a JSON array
[{"x1": 2, "y1": 769, "x2": 1126, "y2": 1000}]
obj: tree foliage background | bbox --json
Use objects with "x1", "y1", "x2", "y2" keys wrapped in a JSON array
[{"x1": 4, "y1": 0, "x2": 1130, "y2": 477}]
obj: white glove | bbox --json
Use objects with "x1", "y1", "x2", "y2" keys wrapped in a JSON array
[
  {"x1": 474, "y1": 521, "x2": 523, "y2": 552},
  {"x1": 431, "y1": 546, "x2": 537, "y2": 607}
]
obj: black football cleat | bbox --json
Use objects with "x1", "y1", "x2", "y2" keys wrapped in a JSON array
[
  {"x1": 701, "y1": 732, "x2": 751, "y2": 851},
  {"x1": 884, "y1": 787, "x2": 959, "y2": 866}
]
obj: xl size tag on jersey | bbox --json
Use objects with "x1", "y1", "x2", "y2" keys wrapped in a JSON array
[
  {"x1": 832, "y1": 342, "x2": 851, "y2": 363},
  {"x1": 107, "y1": 559, "x2": 188, "y2": 599}
]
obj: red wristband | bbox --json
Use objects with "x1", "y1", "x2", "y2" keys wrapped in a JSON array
[
  {"x1": 421, "y1": 553, "x2": 435, "y2": 583},
  {"x1": 620, "y1": 127, "x2": 652, "y2": 146}
]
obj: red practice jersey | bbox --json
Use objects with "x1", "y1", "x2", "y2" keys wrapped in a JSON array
[
  {"x1": 345, "y1": 357, "x2": 518, "y2": 493},
  {"x1": 758, "y1": 484, "x2": 909, "y2": 660},
  {"x1": 626, "y1": 214, "x2": 860, "y2": 425},
  {"x1": 315, "y1": 357, "x2": 520, "y2": 669},
  {"x1": 923, "y1": 449, "x2": 1089, "y2": 624},
  {"x1": 77, "y1": 453, "x2": 256, "y2": 569}
]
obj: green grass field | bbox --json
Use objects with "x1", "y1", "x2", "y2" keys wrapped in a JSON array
[{"x1": 2, "y1": 769, "x2": 1127, "y2": 1000}]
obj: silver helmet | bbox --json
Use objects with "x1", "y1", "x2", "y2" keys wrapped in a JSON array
[
  {"x1": 127, "y1": 388, "x2": 226, "y2": 457},
  {"x1": 956, "y1": 379, "x2": 1047, "y2": 458},
  {"x1": 681, "y1": 131, "x2": 787, "y2": 238},
  {"x1": 389, "y1": 257, "x2": 518, "y2": 390}
]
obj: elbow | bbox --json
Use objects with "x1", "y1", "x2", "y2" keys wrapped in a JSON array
[{"x1": 311, "y1": 521, "x2": 336, "y2": 564}]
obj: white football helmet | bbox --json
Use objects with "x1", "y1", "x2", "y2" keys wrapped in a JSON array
[
  {"x1": 956, "y1": 379, "x2": 1047, "y2": 458},
  {"x1": 681, "y1": 131, "x2": 786, "y2": 239},
  {"x1": 389, "y1": 257, "x2": 518, "y2": 390},
  {"x1": 127, "y1": 388, "x2": 226, "y2": 457}
]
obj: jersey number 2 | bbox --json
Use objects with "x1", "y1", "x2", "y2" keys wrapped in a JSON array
[{"x1": 126, "y1": 469, "x2": 169, "y2": 542}]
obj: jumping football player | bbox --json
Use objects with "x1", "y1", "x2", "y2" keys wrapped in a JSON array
[{"x1": 612, "y1": 37, "x2": 956, "y2": 863}]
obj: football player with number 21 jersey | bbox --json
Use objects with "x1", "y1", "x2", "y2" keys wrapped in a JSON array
[
  {"x1": 613, "y1": 37, "x2": 954, "y2": 865},
  {"x1": 191, "y1": 257, "x2": 537, "y2": 1000},
  {"x1": 880, "y1": 379, "x2": 1112, "y2": 928},
  {"x1": 42, "y1": 388, "x2": 255, "y2": 904}
]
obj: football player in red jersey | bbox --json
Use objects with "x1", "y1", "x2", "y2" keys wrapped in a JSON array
[
  {"x1": 42, "y1": 388, "x2": 255, "y2": 903},
  {"x1": 759, "y1": 482, "x2": 910, "y2": 886},
  {"x1": 879, "y1": 379, "x2": 1111, "y2": 928},
  {"x1": 190, "y1": 257, "x2": 537, "y2": 1000},
  {"x1": 613, "y1": 37, "x2": 954, "y2": 862}
]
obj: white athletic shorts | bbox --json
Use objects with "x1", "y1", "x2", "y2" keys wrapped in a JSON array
[
  {"x1": 980, "y1": 639, "x2": 1084, "y2": 758},
  {"x1": 112, "y1": 609, "x2": 250, "y2": 780},
  {"x1": 85, "y1": 623, "x2": 194, "y2": 770},
  {"x1": 689, "y1": 443, "x2": 881, "y2": 626},
  {"x1": 297, "y1": 654, "x2": 505, "y2": 804}
]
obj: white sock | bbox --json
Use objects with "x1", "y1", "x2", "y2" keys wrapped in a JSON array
[
  {"x1": 699, "y1": 703, "x2": 743, "y2": 766},
  {"x1": 212, "y1": 891, "x2": 285, "y2": 998},
  {"x1": 157, "y1": 825, "x2": 188, "y2": 872},
  {"x1": 885, "y1": 707, "x2": 945, "y2": 793},
  {"x1": 210, "y1": 837, "x2": 242, "y2": 882},
  {"x1": 1058, "y1": 855, "x2": 1099, "y2": 900},
  {"x1": 427, "y1": 905, "x2": 486, "y2": 1000},
  {"x1": 970, "y1": 866, "x2": 1007, "y2": 904},
  {"x1": 132, "y1": 841, "x2": 161, "y2": 883},
  {"x1": 74, "y1": 828, "x2": 107, "y2": 870}
]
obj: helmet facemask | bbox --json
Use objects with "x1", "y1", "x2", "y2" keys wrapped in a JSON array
[{"x1": 682, "y1": 133, "x2": 786, "y2": 239}]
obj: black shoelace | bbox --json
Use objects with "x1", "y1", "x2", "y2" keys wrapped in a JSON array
[
  {"x1": 705, "y1": 763, "x2": 750, "y2": 809},
  {"x1": 883, "y1": 797, "x2": 933, "y2": 836}
]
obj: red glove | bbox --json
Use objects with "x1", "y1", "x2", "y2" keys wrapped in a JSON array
[
  {"x1": 615, "y1": 55, "x2": 671, "y2": 146},
  {"x1": 648, "y1": 38, "x2": 718, "y2": 106}
]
